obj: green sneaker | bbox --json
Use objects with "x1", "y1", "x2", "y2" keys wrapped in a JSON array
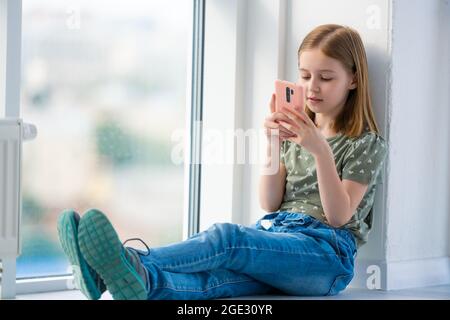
[
  {"x1": 57, "y1": 209, "x2": 107, "y2": 300},
  {"x1": 78, "y1": 209, "x2": 150, "y2": 300}
]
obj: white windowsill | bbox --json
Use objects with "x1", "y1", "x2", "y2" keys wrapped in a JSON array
[{"x1": 13, "y1": 284, "x2": 450, "y2": 300}]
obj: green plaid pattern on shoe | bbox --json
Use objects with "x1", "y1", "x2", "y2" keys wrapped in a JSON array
[{"x1": 78, "y1": 209, "x2": 150, "y2": 300}]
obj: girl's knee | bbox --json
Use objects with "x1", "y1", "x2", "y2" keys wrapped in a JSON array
[
  {"x1": 208, "y1": 223, "x2": 244, "y2": 240},
  {"x1": 209, "y1": 222, "x2": 237, "y2": 233}
]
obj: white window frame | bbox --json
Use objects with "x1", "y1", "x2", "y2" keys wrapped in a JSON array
[
  {"x1": 183, "y1": 0, "x2": 205, "y2": 239},
  {"x1": 0, "y1": 0, "x2": 21, "y2": 118}
]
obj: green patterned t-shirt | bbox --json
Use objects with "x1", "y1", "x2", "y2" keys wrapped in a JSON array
[{"x1": 278, "y1": 129, "x2": 388, "y2": 249}]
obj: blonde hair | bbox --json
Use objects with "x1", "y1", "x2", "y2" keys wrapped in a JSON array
[{"x1": 298, "y1": 24, "x2": 380, "y2": 138}]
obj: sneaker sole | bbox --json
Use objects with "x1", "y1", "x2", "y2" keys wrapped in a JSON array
[
  {"x1": 57, "y1": 209, "x2": 102, "y2": 300},
  {"x1": 78, "y1": 209, "x2": 148, "y2": 300}
]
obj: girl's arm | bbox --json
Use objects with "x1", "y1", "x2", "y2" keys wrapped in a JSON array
[
  {"x1": 259, "y1": 144, "x2": 287, "y2": 212},
  {"x1": 313, "y1": 143, "x2": 353, "y2": 227},
  {"x1": 274, "y1": 106, "x2": 370, "y2": 226}
]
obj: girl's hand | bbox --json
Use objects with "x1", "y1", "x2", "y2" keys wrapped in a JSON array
[
  {"x1": 264, "y1": 93, "x2": 297, "y2": 142},
  {"x1": 278, "y1": 105, "x2": 329, "y2": 157}
]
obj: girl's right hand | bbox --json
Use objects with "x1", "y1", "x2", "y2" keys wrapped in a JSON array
[{"x1": 264, "y1": 93, "x2": 297, "y2": 142}]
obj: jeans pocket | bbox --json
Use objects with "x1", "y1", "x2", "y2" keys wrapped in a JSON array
[{"x1": 326, "y1": 273, "x2": 354, "y2": 296}]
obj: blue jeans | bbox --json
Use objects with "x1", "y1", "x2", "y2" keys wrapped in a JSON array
[{"x1": 137, "y1": 211, "x2": 357, "y2": 299}]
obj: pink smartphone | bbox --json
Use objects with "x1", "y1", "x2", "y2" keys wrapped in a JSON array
[{"x1": 274, "y1": 80, "x2": 304, "y2": 112}]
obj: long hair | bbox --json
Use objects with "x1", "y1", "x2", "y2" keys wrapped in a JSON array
[{"x1": 298, "y1": 24, "x2": 380, "y2": 137}]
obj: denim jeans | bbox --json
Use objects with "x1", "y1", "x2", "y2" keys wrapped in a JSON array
[{"x1": 136, "y1": 211, "x2": 357, "y2": 299}]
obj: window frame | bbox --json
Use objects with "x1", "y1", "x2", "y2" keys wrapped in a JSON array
[
  {"x1": 0, "y1": 0, "x2": 21, "y2": 118},
  {"x1": 184, "y1": 0, "x2": 205, "y2": 239}
]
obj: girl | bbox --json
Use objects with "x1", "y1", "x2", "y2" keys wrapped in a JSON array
[{"x1": 57, "y1": 24, "x2": 388, "y2": 300}]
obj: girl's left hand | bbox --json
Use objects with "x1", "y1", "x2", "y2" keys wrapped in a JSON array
[{"x1": 278, "y1": 106, "x2": 328, "y2": 157}]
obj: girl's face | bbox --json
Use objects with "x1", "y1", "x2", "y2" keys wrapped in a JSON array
[{"x1": 297, "y1": 49, "x2": 357, "y2": 118}]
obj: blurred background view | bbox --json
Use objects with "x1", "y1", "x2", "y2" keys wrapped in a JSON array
[{"x1": 18, "y1": 0, "x2": 190, "y2": 278}]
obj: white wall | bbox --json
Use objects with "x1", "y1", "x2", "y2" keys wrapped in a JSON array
[
  {"x1": 199, "y1": 0, "x2": 243, "y2": 230},
  {"x1": 200, "y1": 0, "x2": 286, "y2": 229},
  {"x1": 240, "y1": 0, "x2": 287, "y2": 226},
  {"x1": 387, "y1": 0, "x2": 449, "y2": 261},
  {"x1": 382, "y1": 0, "x2": 450, "y2": 289}
]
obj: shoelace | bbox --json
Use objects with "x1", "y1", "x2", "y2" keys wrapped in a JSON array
[{"x1": 122, "y1": 238, "x2": 151, "y2": 256}]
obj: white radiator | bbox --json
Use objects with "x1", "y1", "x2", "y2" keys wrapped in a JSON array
[{"x1": 0, "y1": 118, "x2": 36, "y2": 299}]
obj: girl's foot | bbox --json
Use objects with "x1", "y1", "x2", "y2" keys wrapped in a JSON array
[
  {"x1": 78, "y1": 209, "x2": 150, "y2": 300},
  {"x1": 57, "y1": 209, "x2": 107, "y2": 300}
]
